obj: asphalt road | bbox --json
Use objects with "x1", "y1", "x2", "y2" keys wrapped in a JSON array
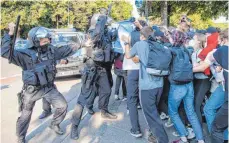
[{"x1": 0, "y1": 58, "x2": 211, "y2": 143}]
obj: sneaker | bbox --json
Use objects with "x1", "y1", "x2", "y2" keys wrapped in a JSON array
[
  {"x1": 187, "y1": 127, "x2": 193, "y2": 132},
  {"x1": 101, "y1": 110, "x2": 117, "y2": 119},
  {"x1": 130, "y1": 129, "x2": 142, "y2": 138},
  {"x1": 127, "y1": 110, "x2": 129, "y2": 115},
  {"x1": 187, "y1": 127, "x2": 195, "y2": 139},
  {"x1": 87, "y1": 108, "x2": 95, "y2": 115},
  {"x1": 172, "y1": 131, "x2": 180, "y2": 137},
  {"x1": 122, "y1": 97, "x2": 127, "y2": 101},
  {"x1": 114, "y1": 95, "x2": 119, "y2": 100},
  {"x1": 198, "y1": 140, "x2": 205, "y2": 143},
  {"x1": 148, "y1": 133, "x2": 158, "y2": 143},
  {"x1": 172, "y1": 139, "x2": 188, "y2": 143},
  {"x1": 137, "y1": 105, "x2": 141, "y2": 109},
  {"x1": 160, "y1": 112, "x2": 169, "y2": 120},
  {"x1": 180, "y1": 137, "x2": 188, "y2": 142},
  {"x1": 165, "y1": 118, "x2": 174, "y2": 128},
  {"x1": 70, "y1": 124, "x2": 79, "y2": 140}
]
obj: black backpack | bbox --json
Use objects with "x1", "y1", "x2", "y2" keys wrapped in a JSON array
[
  {"x1": 169, "y1": 47, "x2": 193, "y2": 83},
  {"x1": 144, "y1": 40, "x2": 172, "y2": 76}
]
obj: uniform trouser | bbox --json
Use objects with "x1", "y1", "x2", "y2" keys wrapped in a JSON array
[
  {"x1": 127, "y1": 70, "x2": 140, "y2": 132},
  {"x1": 42, "y1": 98, "x2": 52, "y2": 113},
  {"x1": 140, "y1": 88, "x2": 169, "y2": 143},
  {"x1": 16, "y1": 85, "x2": 67, "y2": 138},
  {"x1": 71, "y1": 69, "x2": 111, "y2": 126}
]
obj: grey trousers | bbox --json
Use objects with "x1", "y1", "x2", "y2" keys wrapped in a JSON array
[
  {"x1": 71, "y1": 69, "x2": 112, "y2": 126},
  {"x1": 16, "y1": 86, "x2": 67, "y2": 138},
  {"x1": 42, "y1": 98, "x2": 52, "y2": 113}
]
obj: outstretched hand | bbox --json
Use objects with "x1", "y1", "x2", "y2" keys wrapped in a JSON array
[{"x1": 8, "y1": 22, "x2": 16, "y2": 36}]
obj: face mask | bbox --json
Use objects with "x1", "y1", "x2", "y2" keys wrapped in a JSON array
[
  {"x1": 188, "y1": 39, "x2": 195, "y2": 47},
  {"x1": 39, "y1": 43, "x2": 50, "y2": 53}
]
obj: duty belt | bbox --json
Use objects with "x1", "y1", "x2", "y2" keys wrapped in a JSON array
[
  {"x1": 97, "y1": 67, "x2": 106, "y2": 71},
  {"x1": 24, "y1": 83, "x2": 54, "y2": 93}
]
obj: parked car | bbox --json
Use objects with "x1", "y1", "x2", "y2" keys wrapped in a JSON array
[{"x1": 51, "y1": 30, "x2": 89, "y2": 77}]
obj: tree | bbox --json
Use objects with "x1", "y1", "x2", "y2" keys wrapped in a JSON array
[
  {"x1": 139, "y1": 1, "x2": 228, "y2": 27},
  {"x1": 1, "y1": 0, "x2": 132, "y2": 38}
]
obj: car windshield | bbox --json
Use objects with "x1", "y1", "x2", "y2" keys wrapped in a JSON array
[{"x1": 52, "y1": 33, "x2": 80, "y2": 45}]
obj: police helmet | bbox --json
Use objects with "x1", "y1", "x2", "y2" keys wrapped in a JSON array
[{"x1": 26, "y1": 27, "x2": 52, "y2": 48}]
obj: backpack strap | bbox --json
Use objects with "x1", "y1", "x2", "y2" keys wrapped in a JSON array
[{"x1": 183, "y1": 47, "x2": 192, "y2": 63}]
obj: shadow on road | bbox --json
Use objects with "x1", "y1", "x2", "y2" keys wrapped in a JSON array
[{"x1": 55, "y1": 75, "x2": 82, "y2": 81}]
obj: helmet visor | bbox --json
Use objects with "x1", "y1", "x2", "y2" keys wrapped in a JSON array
[{"x1": 35, "y1": 27, "x2": 52, "y2": 40}]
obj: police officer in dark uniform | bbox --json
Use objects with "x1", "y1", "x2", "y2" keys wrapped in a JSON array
[
  {"x1": 1, "y1": 23, "x2": 79, "y2": 143},
  {"x1": 70, "y1": 7, "x2": 118, "y2": 140},
  {"x1": 39, "y1": 58, "x2": 69, "y2": 119}
]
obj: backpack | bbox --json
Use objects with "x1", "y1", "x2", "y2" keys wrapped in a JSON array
[
  {"x1": 169, "y1": 47, "x2": 193, "y2": 83},
  {"x1": 145, "y1": 40, "x2": 172, "y2": 76}
]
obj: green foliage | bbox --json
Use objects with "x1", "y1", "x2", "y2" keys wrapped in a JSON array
[
  {"x1": 139, "y1": 1, "x2": 228, "y2": 29},
  {"x1": 1, "y1": 0, "x2": 132, "y2": 38},
  {"x1": 143, "y1": 1, "x2": 228, "y2": 20}
]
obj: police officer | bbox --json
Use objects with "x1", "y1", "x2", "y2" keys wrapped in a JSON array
[
  {"x1": 70, "y1": 7, "x2": 118, "y2": 140},
  {"x1": 39, "y1": 58, "x2": 69, "y2": 119},
  {"x1": 1, "y1": 23, "x2": 79, "y2": 143}
]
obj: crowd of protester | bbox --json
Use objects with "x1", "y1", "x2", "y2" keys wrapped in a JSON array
[{"x1": 113, "y1": 15, "x2": 228, "y2": 143}]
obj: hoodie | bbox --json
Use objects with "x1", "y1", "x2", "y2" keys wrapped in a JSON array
[{"x1": 198, "y1": 32, "x2": 219, "y2": 75}]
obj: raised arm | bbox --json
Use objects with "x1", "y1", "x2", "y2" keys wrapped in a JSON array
[
  {"x1": 1, "y1": 23, "x2": 27, "y2": 67},
  {"x1": 54, "y1": 43, "x2": 80, "y2": 61}
]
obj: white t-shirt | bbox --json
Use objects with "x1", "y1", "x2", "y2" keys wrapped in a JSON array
[{"x1": 122, "y1": 56, "x2": 140, "y2": 70}]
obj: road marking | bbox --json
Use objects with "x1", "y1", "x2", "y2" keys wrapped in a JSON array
[{"x1": 0, "y1": 74, "x2": 21, "y2": 80}]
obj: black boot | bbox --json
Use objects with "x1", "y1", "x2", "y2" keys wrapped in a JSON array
[
  {"x1": 70, "y1": 124, "x2": 79, "y2": 140},
  {"x1": 17, "y1": 137, "x2": 25, "y2": 143},
  {"x1": 49, "y1": 124, "x2": 64, "y2": 135},
  {"x1": 101, "y1": 110, "x2": 117, "y2": 119},
  {"x1": 39, "y1": 110, "x2": 52, "y2": 119},
  {"x1": 148, "y1": 133, "x2": 158, "y2": 143},
  {"x1": 87, "y1": 108, "x2": 95, "y2": 115}
]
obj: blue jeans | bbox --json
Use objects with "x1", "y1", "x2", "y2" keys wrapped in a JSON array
[
  {"x1": 204, "y1": 85, "x2": 228, "y2": 140},
  {"x1": 168, "y1": 82, "x2": 204, "y2": 140}
]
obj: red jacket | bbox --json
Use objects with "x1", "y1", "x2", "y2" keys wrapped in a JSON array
[{"x1": 198, "y1": 32, "x2": 219, "y2": 75}]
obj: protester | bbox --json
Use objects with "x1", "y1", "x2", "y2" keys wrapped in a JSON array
[
  {"x1": 122, "y1": 19, "x2": 147, "y2": 138},
  {"x1": 192, "y1": 33, "x2": 211, "y2": 125},
  {"x1": 193, "y1": 28, "x2": 228, "y2": 143},
  {"x1": 168, "y1": 30, "x2": 205, "y2": 143},
  {"x1": 125, "y1": 26, "x2": 169, "y2": 143}
]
